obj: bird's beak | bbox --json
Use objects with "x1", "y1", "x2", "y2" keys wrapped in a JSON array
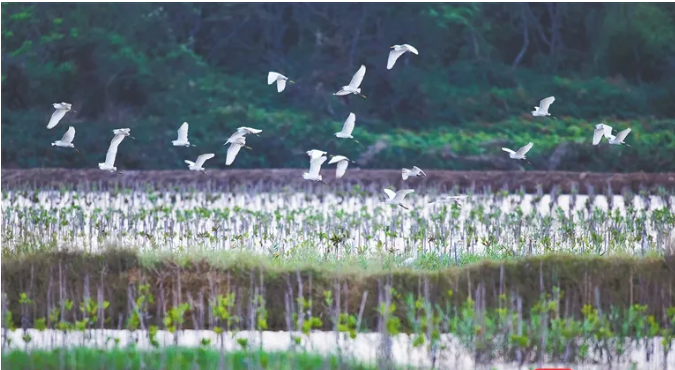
[
  {"x1": 74, "y1": 149, "x2": 80, "y2": 154},
  {"x1": 360, "y1": 94, "x2": 367, "y2": 99},
  {"x1": 130, "y1": 136, "x2": 136, "y2": 140},
  {"x1": 390, "y1": 46, "x2": 395, "y2": 49},
  {"x1": 201, "y1": 170, "x2": 208, "y2": 175},
  {"x1": 245, "y1": 146, "x2": 253, "y2": 150},
  {"x1": 289, "y1": 80, "x2": 295, "y2": 84}
]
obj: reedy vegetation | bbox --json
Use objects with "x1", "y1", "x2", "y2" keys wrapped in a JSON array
[
  {"x1": 2, "y1": 183, "x2": 674, "y2": 262},
  {"x1": 2, "y1": 281, "x2": 675, "y2": 368}
]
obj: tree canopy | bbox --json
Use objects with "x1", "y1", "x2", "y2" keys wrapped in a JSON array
[{"x1": 2, "y1": 3, "x2": 674, "y2": 171}]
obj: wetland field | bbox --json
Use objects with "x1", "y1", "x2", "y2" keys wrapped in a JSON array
[{"x1": 2, "y1": 169, "x2": 675, "y2": 370}]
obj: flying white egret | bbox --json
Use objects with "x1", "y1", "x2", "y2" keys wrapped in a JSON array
[
  {"x1": 98, "y1": 134, "x2": 126, "y2": 174},
  {"x1": 226, "y1": 137, "x2": 251, "y2": 165},
  {"x1": 327, "y1": 155, "x2": 353, "y2": 179},
  {"x1": 335, "y1": 112, "x2": 360, "y2": 143},
  {"x1": 303, "y1": 155, "x2": 329, "y2": 185},
  {"x1": 47, "y1": 102, "x2": 73, "y2": 129},
  {"x1": 402, "y1": 166, "x2": 426, "y2": 180},
  {"x1": 387, "y1": 44, "x2": 419, "y2": 70},
  {"x1": 502, "y1": 142, "x2": 533, "y2": 165},
  {"x1": 185, "y1": 153, "x2": 215, "y2": 175},
  {"x1": 428, "y1": 195, "x2": 468, "y2": 208},
  {"x1": 51, "y1": 126, "x2": 79, "y2": 153},
  {"x1": 225, "y1": 127, "x2": 262, "y2": 145},
  {"x1": 593, "y1": 123, "x2": 613, "y2": 146},
  {"x1": 172, "y1": 122, "x2": 195, "y2": 147},
  {"x1": 307, "y1": 149, "x2": 328, "y2": 160},
  {"x1": 334, "y1": 65, "x2": 367, "y2": 98},
  {"x1": 113, "y1": 128, "x2": 135, "y2": 140},
  {"x1": 267, "y1": 72, "x2": 294, "y2": 93},
  {"x1": 531, "y1": 96, "x2": 555, "y2": 117},
  {"x1": 383, "y1": 188, "x2": 415, "y2": 210},
  {"x1": 608, "y1": 128, "x2": 632, "y2": 146}
]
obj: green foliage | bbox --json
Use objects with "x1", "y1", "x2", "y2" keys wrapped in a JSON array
[
  {"x1": 1, "y1": 347, "x2": 383, "y2": 370},
  {"x1": 1, "y1": 3, "x2": 674, "y2": 172}
]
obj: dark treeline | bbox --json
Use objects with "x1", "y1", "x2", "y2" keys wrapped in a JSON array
[{"x1": 2, "y1": 3, "x2": 674, "y2": 171}]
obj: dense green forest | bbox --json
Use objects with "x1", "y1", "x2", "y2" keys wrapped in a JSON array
[{"x1": 2, "y1": 3, "x2": 674, "y2": 172}]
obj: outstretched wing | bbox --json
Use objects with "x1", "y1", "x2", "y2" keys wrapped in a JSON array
[
  {"x1": 47, "y1": 109, "x2": 67, "y2": 129},
  {"x1": 268, "y1": 72, "x2": 281, "y2": 85},
  {"x1": 393, "y1": 189, "x2": 415, "y2": 203},
  {"x1": 308, "y1": 156, "x2": 327, "y2": 176},
  {"x1": 516, "y1": 142, "x2": 534, "y2": 156},
  {"x1": 335, "y1": 160, "x2": 349, "y2": 179},
  {"x1": 105, "y1": 135, "x2": 125, "y2": 167},
  {"x1": 403, "y1": 44, "x2": 419, "y2": 54},
  {"x1": 328, "y1": 155, "x2": 347, "y2": 164},
  {"x1": 538, "y1": 96, "x2": 555, "y2": 112},
  {"x1": 307, "y1": 150, "x2": 326, "y2": 160},
  {"x1": 387, "y1": 49, "x2": 406, "y2": 70},
  {"x1": 227, "y1": 130, "x2": 245, "y2": 144},
  {"x1": 177, "y1": 122, "x2": 189, "y2": 142},
  {"x1": 615, "y1": 128, "x2": 632, "y2": 142},
  {"x1": 341, "y1": 113, "x2": 356, "y2": 135},
  {"x1": 226, "y1": 144, "x2": 242, "y2": 165},
  {"x1": 195, "y1": 153, "x2": 215, "y2": 167},
  {"x1": 412, "y1": 166, "x2": 426, "y2": 176},
  {"x1": 383, "y1": 189, "x2": 396, "y2": 200},
  {"x1": 348, "y1": 65, "x2": 366, "y2": 89},
  {"x1": 61, "y1": 126, "x2": 76, "y2": 144},
  {"x1": 276, "y1": 79, "x2": 287, "y2": 93},
  {"x1": 238, "y1": 127, "x2": 263, "y2": 135},
  {"x1": 592, "y1": 127, "x2": 605, "y2": 145},
  {"x1": 501, "y1": 148, "x2": 516, "y2": 154}
]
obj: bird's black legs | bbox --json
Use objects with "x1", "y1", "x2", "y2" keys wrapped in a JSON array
[
  {"x1": 399, "y1": 204, "x2": 409, "y2": 210},
  {"x1": 201, "y1": 170, "x2": 208, "y2": 175}
]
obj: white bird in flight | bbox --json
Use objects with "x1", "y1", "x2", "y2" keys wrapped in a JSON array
[
  {"x1": 428, "y1": 195, "x2": 468, "y2": 208},
  {"x1": 327, "y1": 155, "x2": 353, "y2": 179},
  {"x1": 225, "y1": 127, "x2": 262, "y2": 145},
  {"x1": 335, "y1": 112, "x2": 360, "y2": 143},
  {"x1": 303, "y1": 155, "x2": 329, "y2": 185},
  {"x1": 267, "y1": 72, "x2": 294, "y2": 93},
  {"x1": 172, "y1": 122, "x2": 194, "y2": 147},
  {"x1": 531, "y1": 96, "x2": 555, "y2": 117},
  {"x1": 593, "y1": 123, "x2": 613, "y2": 146},
  {"x1": 51, "y1": 126, "x2": 79, "y2": 153},
  {"x1": 185, "y1": 153, "x2": 215, "y2": 174},
  {"x1": 402, "y1": 166, "x2": 426, "y2": 180},
  {"x1": 226, "y1": 136, "x2": 251, "y2": 166},
  {"x1": 383, "y1": 188, "x2": 415, "y2": 210},
  {"x1": 47, "y1": 102, "x2": 74, "y2": 129},
  {"x1": 387, "y1": 44, "x2": 419, "y2": 70},
  {"x1": 334, "y1": 65, "x2": 367, "y2": 98},
  {"x1": 113, "y1": 128, "x2": 135, "y2": 140},
  {"x1": 502, "y1": 142, "x2": 533, "y2": 164},
  {"x1": 607, "y1": 128, "x2": 632, "y2": 147},
  {"x1": 307, "y1": 149, "x2": 328, "y2": 160},
  {"x1": 99, "y1": 134, "x2": 126, "y2": 174}
]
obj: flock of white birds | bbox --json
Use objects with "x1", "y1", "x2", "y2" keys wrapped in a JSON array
[{"x1": 46, "y1": 43, "x2": 632, "y2": 210}]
